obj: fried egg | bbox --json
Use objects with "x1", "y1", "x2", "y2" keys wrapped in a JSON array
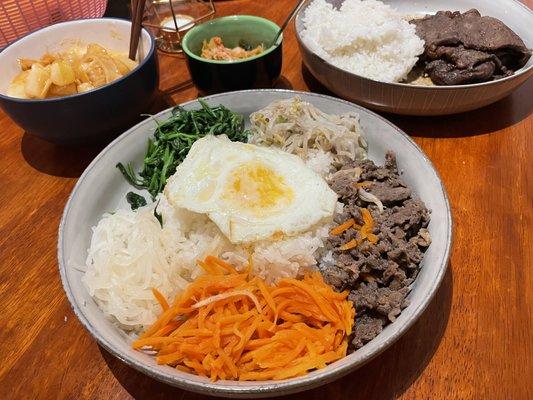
[{"x1": 164, "y1": 135, "x2": 338, "y2": 244}]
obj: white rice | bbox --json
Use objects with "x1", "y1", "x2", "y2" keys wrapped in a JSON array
[
  {"x1": 301, "y1": 0, "x2": 425, "y2": 83},
  {"x1": 303, "y1": 149, "x2": 336, "y2": 177},
  {"x1": 222, "y1": 222, "x2": 332, "y2": 283}
]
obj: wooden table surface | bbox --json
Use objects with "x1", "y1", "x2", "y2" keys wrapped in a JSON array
[{"x1": 1, "y1": 1, "x2": 532, "y2": 399}]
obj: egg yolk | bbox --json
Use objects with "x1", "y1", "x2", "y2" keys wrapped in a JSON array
[{"x1": 224, "y1": 162, "x2": 294, "y2": 212}]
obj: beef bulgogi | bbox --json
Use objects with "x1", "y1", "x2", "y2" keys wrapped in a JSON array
[
  {"x1": 410, "y1": 9, "x2": 531, "y2": 85},
  {"x1": 321, "y1": 152, "x2": 431, "y2": 349}
]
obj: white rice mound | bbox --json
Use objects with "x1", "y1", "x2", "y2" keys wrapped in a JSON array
[
  {"x1": 301, "y1": 0, "x2": 425, "y2": 83},
  {"x1": 221, "y1": 222, "x2": 333, "y2": 283},
  {"x1": 83, "y1": 193, "x2": 337, "y2": 332}
]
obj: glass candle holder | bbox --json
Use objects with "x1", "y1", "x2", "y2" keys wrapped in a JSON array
[{"x1": 142, "y1": 0, "x2": 215, "y2": 54}]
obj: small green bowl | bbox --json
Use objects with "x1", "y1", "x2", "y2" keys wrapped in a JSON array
[{"x1": 182, "y1": 15, "x2": 283, "y2": 94}]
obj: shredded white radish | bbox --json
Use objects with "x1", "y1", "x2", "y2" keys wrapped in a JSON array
[
  {"x1": 358, "y1": 187, "x2": 384, "y2": 213},
  {"x1": 191, "y1": 290, "x2": 262, "y2": 312},
  {"x1": 82, "y1": 195, "x2": 232, "y2": 332}
]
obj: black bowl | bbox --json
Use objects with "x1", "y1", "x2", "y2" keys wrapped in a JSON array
[
  {"x1": 181, "y1": 15, "x2": 282, "y2": 94},
  {"x1": 0, "y1": 18, "x2": 159, "y2": 146}
]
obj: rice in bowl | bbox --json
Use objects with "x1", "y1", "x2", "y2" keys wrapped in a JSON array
[{"x1": 300, "y1": 0, "x2": 425, "y2": 83}]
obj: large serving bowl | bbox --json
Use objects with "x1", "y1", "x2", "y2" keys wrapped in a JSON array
[
  {"x1": 182, "y1": 15, "x2": 283, "y2": 94},
  {"x1": 58, "y1": 90, "x2": 452, "y2": 397},
  {"x1": 295, "y1": 0, "x2": 533, "y2": 116},
  {"x1": 0, "y1": 18, "x2": 158, "y2": 146}
]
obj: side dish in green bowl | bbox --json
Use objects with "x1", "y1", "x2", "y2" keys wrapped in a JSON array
[{"x1": 182, "y1": 15, "x2": 283, "y2": 94}]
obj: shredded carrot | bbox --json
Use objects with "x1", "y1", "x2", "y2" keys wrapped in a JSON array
[
  {"x1": 133, "y1": 256, "x2": 354, "y2": 381},
  {"x1": 361, "y1": 208, "x2": 373, "y2": 226},
  {"x1": 205, "y1": 255, "x2": 237, "y2": 274},
  {"x1": 330, "y1": 218, "x2": 355, "y2": 236},
  {"x1": 339, "y1": 238, "x2": 360, "y2": 251},
  {"x1": 366, "y1": 233, "x2": 379, "y2": 244},
  {"x1": 354, "y1": 181, "x2": 373, "y2": 188},
  {"x1": 338, "y1": 207, "x2": 378, "y2": 250},
  {"x1": 151, "y1": 288, "x2": 169, "y2": 311}
]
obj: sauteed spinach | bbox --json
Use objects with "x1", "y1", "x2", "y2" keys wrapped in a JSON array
[{"x1": 117, "y1": 99, "x2": 249, "y2": 203}]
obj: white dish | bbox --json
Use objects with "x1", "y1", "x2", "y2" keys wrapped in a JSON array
[
  {"x1": 58, "y1": 90, "x2": 452, "y2": 397},
  {"x1": 295, "y1": 0, "x2": 533, "y2": 116}
]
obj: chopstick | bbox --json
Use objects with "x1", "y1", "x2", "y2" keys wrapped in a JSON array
[
  {"x1": 129, "y1": 0, "x2": 146, "y2": 61},
  {"x1": 270, "y1": 0, "x2": 306, "y2": 47},
  {"x1": 129, "y1": 0, "x2": 138, "y2": 60}
]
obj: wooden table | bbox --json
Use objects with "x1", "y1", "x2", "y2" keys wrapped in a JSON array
[{"x1": 1, "y1": 1, "x2": 532, "y2": 399}]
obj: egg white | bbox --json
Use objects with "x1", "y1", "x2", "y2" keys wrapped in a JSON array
[{"x1": 164, "y1": 135, "x2": 338, "y2": 244}]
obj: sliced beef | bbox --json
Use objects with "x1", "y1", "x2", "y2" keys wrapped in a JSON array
[
  {"x1": 425, "y1": 59, "x2": 497, "y2": 85},
  {"x1": 367, "y1": 181, "x2": 411, "y2": 205},
  {"x1": 411, "y1": 9, "x2": 531, "y2": 85},
  {"x1": 324, "y1": 151, "x2": 431, "y2": 350},
  {"x1": 348, "y1": 281, "x2": 380, "y2": 313},
  {"x1": 415, "y1": 9, "x2": 529, "y2": 58},
  {"x1": 426, "y1": 45, "x2": 499, "y2": 69},
  {"x1": 359, "y1": 158, "x2": 399, "y2": 181},
  {"x1": 375, "y1": 199, "x2": 430, "y2": 235}
]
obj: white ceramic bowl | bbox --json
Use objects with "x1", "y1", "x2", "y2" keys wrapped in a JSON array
[
  {"x1": 295, "y1": 0, "x2": 533, "y2": 116},
  {"x1": 58, "y1": 90, "x2": 452, "y2": 397}
]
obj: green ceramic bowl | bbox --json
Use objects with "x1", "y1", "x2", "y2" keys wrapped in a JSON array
[{"x1": 182, "y1": 15, "x2": 282, "y2": 94}]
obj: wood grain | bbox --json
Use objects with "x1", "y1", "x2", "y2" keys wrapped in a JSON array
[{"x1": 0, "y1": 1, "x2": 531, "y2": 399}]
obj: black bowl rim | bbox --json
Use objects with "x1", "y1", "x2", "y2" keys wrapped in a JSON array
[
  {"x1": 0, "y1": 17, "x2": 156, "y2": 104},
  {"x1": 181, "y1": 15, "x2": 283, "y2": 65}
]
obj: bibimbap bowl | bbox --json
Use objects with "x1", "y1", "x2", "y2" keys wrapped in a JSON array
[{"x1": 58, "y1": 90, "x2": 452, "y2": 397}]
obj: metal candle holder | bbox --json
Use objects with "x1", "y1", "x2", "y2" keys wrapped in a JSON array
[{"x1": 141, "y1": 0, "x2": 215, "y2": 53}]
